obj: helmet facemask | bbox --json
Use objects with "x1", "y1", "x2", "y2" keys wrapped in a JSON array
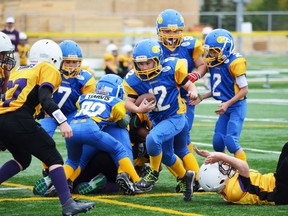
[
  {"x1": 218, "y1": 161, "x2": 236, "y2": 178},
  {"x1": 158, "y1": 26, "x2": 184, "y2": 51},
  {"x1": 0, "y1": 51, "x2": 16, "y2": 71},
  {"x1": 60, "y1": 59, "x2": 82, "y2": 77},
  {"x1": 133, "y1": 57, "x2": 161, "y2": 81}
]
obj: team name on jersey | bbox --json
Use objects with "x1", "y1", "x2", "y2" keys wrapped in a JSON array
[
  {"x1": 16, "y1": 64, "x2": 37, "y2": 71},
  {"x1": 85, "y1": 93, "x2": 113, "y2": 102}
]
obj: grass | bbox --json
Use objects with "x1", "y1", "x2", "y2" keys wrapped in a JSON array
[{"x1": 0, "y1": 55, "x2": 288, "y2": 215}]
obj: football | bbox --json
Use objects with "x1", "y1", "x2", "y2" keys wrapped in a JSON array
[{"x1": 135, "y1": 93, "x2": 156, "y2": 106}]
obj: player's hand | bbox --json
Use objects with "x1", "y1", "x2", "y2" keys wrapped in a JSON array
[
  {"x1": 187, "y1": 72, "x2": 201, "y2": 83},
  {"x1": 187, "y1": 90, "x2": 198, "y2": 100},
  {"x1": 194, "y1": 146, "x2": 210, "y2": 158},
  {"x1": 189, "y1": 96, "x2": 201, "y2": 106},
  {"x1": 138, "y1": 99, "x2": 156, "y2": 113},
  {"x1": 215, "y1": 102, "x2": 229, "y2": 115},
  {"x1": 59, "y1": 121, "x2": 73, "y2": 139}
]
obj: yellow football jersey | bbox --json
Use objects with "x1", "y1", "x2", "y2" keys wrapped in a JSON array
[
  {"x1": 17, "y1": 44, "x2": 30, "y2": 66},
  {"x1": 118, "y1": 54, "x2": 132, "y2": 68},
  {"x1": 103, "y1": 53, "x2": 118, "y2": 71},
  {"x1": 0, "y1": 62, "x2": 62, "y2": 116},
  {"x1": 221, "y1": 170, "x2": 276, "y2": 205}
]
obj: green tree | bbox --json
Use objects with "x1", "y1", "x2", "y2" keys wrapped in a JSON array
[{"x1": 201, "y1": 0, "x2": 288, "y2": 31}]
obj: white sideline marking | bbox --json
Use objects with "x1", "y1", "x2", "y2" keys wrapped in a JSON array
[
  {"x1": 200, "y1": 98, "x2": 288, "y2": 105},
  {"x1": 195, "y1": 114, "x2": 288, "y2": 123},
  {"x1": 194, "y1": 142, "x2": 281, "y2": 154},
  {"x1": 0, "y1": 187, "x2": 26, "y2": 191}
]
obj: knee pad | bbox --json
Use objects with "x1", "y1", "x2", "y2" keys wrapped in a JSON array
[
  {"x1": 225, "y1": 135, "x2": 240, "y2": 153},
  {"x1": 162, "y1": 153, "x2": 176, "y2": 166},
  {"x1": 213, "y1": 133, "x2": 225, "y2": 152},
  {"x1": 146, "y1": 133, "x2": 161, "y2": 156}
]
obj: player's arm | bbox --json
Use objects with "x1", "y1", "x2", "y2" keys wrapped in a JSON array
[
  {"x1": 38, "y1": 86, "x2": 72, "y2": 139},
  {"x1": 188, "y1": 40, "x2": 207, "y2": 82},
  {"x1": 125, "y1": 96, "x2": 155, "y2": 113},
  {"x1": 175, "y1": 59, "x2": 198, "y2": 100},
  {"x1": 194, "y1": 146, "x2": 250, "y2": 178},
  {"x1": 111, "y1": 101, "x2": 130, "y2": 128}
]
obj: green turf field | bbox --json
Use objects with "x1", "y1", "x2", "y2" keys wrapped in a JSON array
[{"x1": 0, "y1": 55, "x2": 287, "y2": 215}]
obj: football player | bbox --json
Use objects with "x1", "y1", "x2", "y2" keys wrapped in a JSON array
[
  {"x1": 39, "y1": 39, "x2": 96, "y2": 176},
  {"x1": 129, "y1": 112, "x2": 152, "y2": 175},
  {"x1": 0, "y1": 39, "x2": 95, "y2": 215},
  {"x1": 118, "y1": 44, "x2": 133, "y2": 78},
  {"x1": 0, "y1": 32, "x2": 16, "y2": 95},
  {"x1": 123, "y1": 39, "x2": 198, "y2": 201},
  {"x1": 195, "y1": 142, "x2": 288, "y2": 205},
  {"x1": 156, "y1": 9, "x2": 207, "y2": 190},
  {"x1": 104, "y1": 43, "x2": 119, "y2": 75},
  {"x1": 191, "y1": 29, "x2": 247, "y2": 162},
  {"x1": 17, "y1": 32, "x2": 30, "y2": 66},
  {"x1": 37, "y1": 74, "x2": 147, "y2": 196}
]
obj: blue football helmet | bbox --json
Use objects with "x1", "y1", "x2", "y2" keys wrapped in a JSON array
[
  {"x1": 203, "y1": 28, "x2": 235, "y2": 68},
  {"x1": 132, "y1": 39, "x2": 163, "y2": 81},
  {"x1": 156, "y1": 9, "x2": 185, "y2": 50},
  {"x1": 59, "y1": 40, "x2": 83, "y2": 77},
  {"x1": 96, "y1": 74, "x2": 124, "y2": 100}
]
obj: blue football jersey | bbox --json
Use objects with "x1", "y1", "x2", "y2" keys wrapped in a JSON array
[
  {"x1": 209, "y1": 53, "x2": 247, "y2": 102},
  {"x1": 74, "y1": 93, "x2": 126, "y2": 129},
  {"x1": 52, "y1": 69, "x2": 96, "y2": 116},
  {"x1": 123, "y1": 57, "x2": 187, "y2": 124},
  {"x1": 160, "y1": 36, "x2": 204, "y2": 98}
]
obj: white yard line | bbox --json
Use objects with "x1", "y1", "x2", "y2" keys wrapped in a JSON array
[
  {"x1": 193, "y1": 142, "x2": 281, "y2": 155},
  {"x1": 195, "y1": 114, "x2": 288, "y2": 123},
  {"x1": 0, "y1": 187, "x2": 27, "y2": 191},
  {"x1": 199, "y1": 98, "x2": 288, "y2": 105}
]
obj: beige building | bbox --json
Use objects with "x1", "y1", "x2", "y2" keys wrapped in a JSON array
[
  {"x1": 0, "y1": 0, "x2": 201, "y2": 57},
  {"x1": 1, "y1": 0, "x2": 287, "y2": 57}
]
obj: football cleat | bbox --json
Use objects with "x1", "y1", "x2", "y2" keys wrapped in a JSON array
[
  {"x1": 33, "y1": 176, "x2": 52, "y2": 196},
  {"x1": 75, "y1": 173, "x2": 107, "y2": 195},
  {"x1": 42, "y1": 169, "x2": 49, "y2": 177},
  {"x1": 44, "y1": 185, "x2": 58, "y2": 197},
  {"x1": 116, "y1": 172, "x2": 135, "y2": 195},
  {"x1": 134, "y1": 167, "x2": 158, "y2": 192},
  {"x1": 62, "y1": 198, "x2": 95, "y2": 216},
  {"x1": 177, "y1": 170, "x2": 195, "y2": 201},
  {"x1": 176, "y1": 179, "x2": 204, "y2": 193}
]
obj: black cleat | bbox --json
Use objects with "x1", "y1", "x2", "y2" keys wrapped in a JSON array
[
  {"x1": 178, "y1": 170, "x2": 195, "y2": 201},
  {"x1": 134, "y1": 167, "x2": 158, "y2": 192},
  {"x1": 116, "y1": 172, "x2": 135, "y2": 195},
  {"x1": 44, "y1": 185, "x2": 58, "y2": 197},
  {"x1": 62, "y1": 198, "x2": 95, "y2": 216}
]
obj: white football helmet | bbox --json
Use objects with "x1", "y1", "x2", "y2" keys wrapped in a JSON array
[
  {"x1": 19, "y1": 32, "x2": 27, "y2": 40},
  {"x1": 198, "y1": 162, "x2": 231, "y2": 193},
  {"x1": 106, "y1": 43, "x2": 118, "y2": 55},
  {"x1": 202, "y1": 26, "x2": 213, "y2": 36},
  {"x1": 121, "y1": 44, "x2": 133, "y2": 55},
  {"x1": 0, "y1": 32, "x2": 16, "y2": 70},
  {"x1": 29, "y1": 39, "x2": 63, "y2": 69}
]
